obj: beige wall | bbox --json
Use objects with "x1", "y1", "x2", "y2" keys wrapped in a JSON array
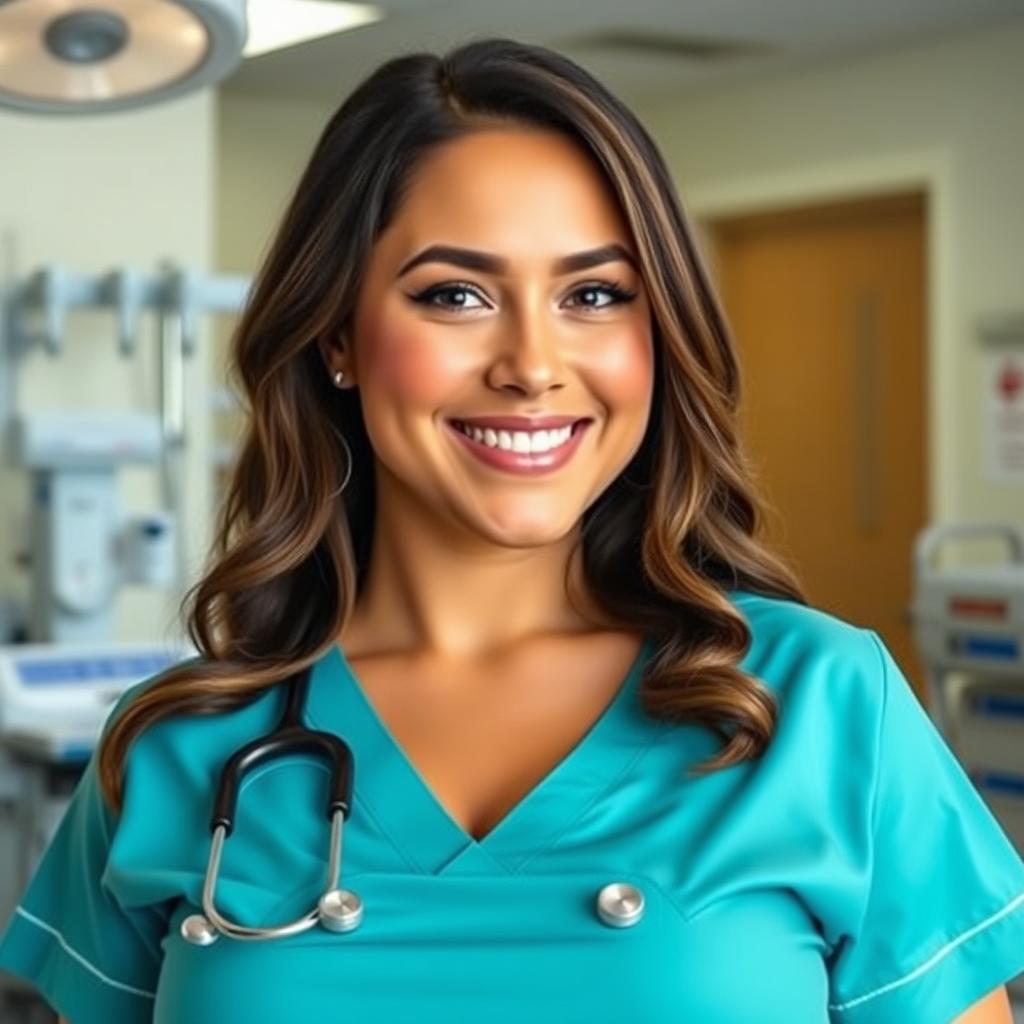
[
  {"x1": 212, "y1": 92, "x2": 337, "y2": 460},
  {"x1": 216, "y1": 93, "x2": 335, "y2": 276},
  {"x1": 0, "y1": 91, "x2": 215, "y2": 645},
  {"x1": 216, "y1": 20, "x2": 1024, "y2": 567},
  {"x1": 643, "y1": 20, "x2": 1024, "y2": 563}
]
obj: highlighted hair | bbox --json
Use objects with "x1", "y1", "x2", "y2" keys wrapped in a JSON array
[{"x1": 98, "y1": 37, "x2": 806, "y2": 813}]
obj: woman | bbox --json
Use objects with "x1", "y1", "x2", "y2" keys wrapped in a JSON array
[{"x1": 2, "y1": 37, "x2": 1022, "y2": 1024}]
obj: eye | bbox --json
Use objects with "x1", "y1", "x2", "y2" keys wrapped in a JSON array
[
  {"x1": 409, "y1": 283, "x2": 488, "y2": 312},
  {"x1": 565, "y1": 281, "x2": 637, "y2": 313},
  {"x1": 408, "y1": 280, "x2": 637, "y2": 314}
]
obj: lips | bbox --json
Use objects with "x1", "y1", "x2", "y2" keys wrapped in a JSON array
[{"x1": 446, "y1": 417, "x2": 591, "y2": 475}]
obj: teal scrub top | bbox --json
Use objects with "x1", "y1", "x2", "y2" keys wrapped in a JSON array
[{"x1": 3, "y1": 589, "x2": 1024, "y2": 1023}]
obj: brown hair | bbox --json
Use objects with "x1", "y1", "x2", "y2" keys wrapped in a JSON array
[{"x1": 97, "y1": 36, "x2": 807, "y2": 813}]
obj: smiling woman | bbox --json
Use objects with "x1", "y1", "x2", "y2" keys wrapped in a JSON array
[{"x1": 2, "y1": 34, "x2": 1024, "y2": 1024}]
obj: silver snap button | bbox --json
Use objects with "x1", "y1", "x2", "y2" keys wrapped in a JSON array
[{"x1": 595, "y1": 882, "x2": 645, "y2": 928}]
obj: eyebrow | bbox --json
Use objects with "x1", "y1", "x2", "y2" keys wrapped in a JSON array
[{"x1": 396, "y1": 242, "x2": 638, "y2": 279}]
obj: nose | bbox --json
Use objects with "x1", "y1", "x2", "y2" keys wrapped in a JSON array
[{"x1": 485, "y1": 306, "x2": 567, "y2": 399}]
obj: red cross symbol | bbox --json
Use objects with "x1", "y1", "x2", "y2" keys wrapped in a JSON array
[{"x1": 997, "y1": 360, "x2": 1023, "y2": 403}]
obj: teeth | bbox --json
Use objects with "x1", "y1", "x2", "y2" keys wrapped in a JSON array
[{"x1": 456, "y1": 422, "x2": 575, "y2": 453}]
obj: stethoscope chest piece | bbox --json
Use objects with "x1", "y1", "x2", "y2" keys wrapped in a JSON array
[
  {"x1": 318, "y1": 887, "x2": 364, "y2": 933},
  {"x1": 595, "y1": 882, "x2": 645, "y2": 928},
  {"x1": 181, "y1": 913, "x2": 220, "y2": 946}
]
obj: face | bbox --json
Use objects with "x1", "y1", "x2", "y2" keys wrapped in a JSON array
[{"x1": 326, "y1": 127, "x2": 654, "y2": 549}]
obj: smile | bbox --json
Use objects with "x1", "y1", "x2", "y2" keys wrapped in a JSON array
[{"x1": 446, "y1": 419, "x2": 591, "y2": 475}]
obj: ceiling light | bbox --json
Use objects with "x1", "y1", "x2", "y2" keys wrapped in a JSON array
[
  {"x1": 0, "y1": 0, "x2": 383, "y2": 115},
  {"x1": 243, "y1": 0, "x2": 382, "y2": 59}
]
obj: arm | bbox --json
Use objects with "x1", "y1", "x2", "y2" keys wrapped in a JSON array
[{"x1": 952, "y1": 984, "x2": 1014, "y2": 1023}]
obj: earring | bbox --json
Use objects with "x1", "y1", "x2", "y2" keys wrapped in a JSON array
[
  {"x1": 333, "y1": 370, "x2": 345, "y2": 387},
  {"x1": 328, "y1": 432, "x2": 353, "y2": 499}
]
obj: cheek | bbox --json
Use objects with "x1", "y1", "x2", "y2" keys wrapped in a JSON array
[
  {"x1": 359, "y1": 320, "x2": 468, "y2": 411},
  {"x1": 584, "y1": 325, "x2": 654, "y2": 410}
]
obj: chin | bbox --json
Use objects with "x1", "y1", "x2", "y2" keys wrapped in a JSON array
[{"x1": 473, "y1": 511, "x2": 580, "y2": 547}]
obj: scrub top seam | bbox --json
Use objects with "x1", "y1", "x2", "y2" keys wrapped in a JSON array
[
  {"x1": 826, "y1": 888, "x2": 1024, "y2": 1012},
  {"x1": 11, "y1": 905, "x2": 157, "y2": 1000},
  {"x1": 257, "y1": 872, "x2": 345, "y2": 924},
  {"x1": 510, "y1": 722, "x2": 673, "y2": 876},
  {"x1": 353, "y1": 790, "x2": 426, "y2": 874},
  {"x1": 860, "y1": 628, "x2": 889, "y2": 846},
  {"x1": 304, "y1": 706, "x2": 427, "y2": 874},
  {"x1": 236, "y1": 756, "x2": 330, "y2": 797}
]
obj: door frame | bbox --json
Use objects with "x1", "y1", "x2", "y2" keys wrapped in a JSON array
[{"x1": 686, "y1": 149, "x2": 950, "y2": 525}]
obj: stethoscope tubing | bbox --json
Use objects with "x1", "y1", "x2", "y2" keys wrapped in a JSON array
[
  {"x1": 180, "y1": 666, "x2": 363, "y2": 945},
  {"x1": 177, "y1": 656, "x2": 651, "y2": 945},
  {"x1": 199, "y1": 808, "x2": 347, "y2": 941}
]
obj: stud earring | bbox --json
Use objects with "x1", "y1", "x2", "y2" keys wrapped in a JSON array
[{"x1": 333, "y1": 370, "x2": 345, "y2": 387}]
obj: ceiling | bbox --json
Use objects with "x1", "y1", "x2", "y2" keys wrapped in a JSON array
[{"x1": 224, "y1": 0, "x2": 1024, "y2": 107}]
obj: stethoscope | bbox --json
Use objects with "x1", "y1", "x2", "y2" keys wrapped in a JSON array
[
  {"x1": 178, "y1": 661, "x2": 649, "y2": 946},
  {"x1": 180, "y1": 667, "x2": 364, "y2": 946}
]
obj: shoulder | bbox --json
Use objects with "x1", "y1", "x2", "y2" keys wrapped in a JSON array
[
  {"x1": 101, "y1": 653, "x2": 205, "y2": 728},
  {"x1": 723, "y1": 586, "x2": 884, "y2": 736},
  {"x1": 103, "y1": 656, "x2": 287, "y2": 808},
  {"x1": 105, "y1": 655, "x2": 282, "y2": 737},
  {"x1": 96, "y1": 657, "x2": 293, "y2": 894},
  {"x1": 726, "y1": 586, "x2": 871, "y2": 662}
]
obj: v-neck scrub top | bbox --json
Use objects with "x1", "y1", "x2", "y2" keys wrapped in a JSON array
[{"x1": 3, "y1": 589, "x2": 1024, "y2": 1023}]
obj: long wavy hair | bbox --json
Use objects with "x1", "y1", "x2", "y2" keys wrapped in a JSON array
[{"x1": 97, "y1": 36, "x2": 807, "y2": 813}]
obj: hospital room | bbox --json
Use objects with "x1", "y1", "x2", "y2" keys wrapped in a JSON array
[{"x1": 1, "y1": 0, "x2": 1023, "y2": 1021}]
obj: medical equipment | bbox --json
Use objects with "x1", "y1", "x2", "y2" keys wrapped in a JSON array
[
  {"x1": 1, "y1": 262, "x2": 252, "y2": 644},
  {"x1": 912, "y1": 522, "x2": 1024, "y2": 724},
  {"x1": 0, "y1": 641, "x2": 195, "y2": 884},
  {"x1": 11, "y1": 411, "x2": 172, "y2": 643},
  {"x1": 0, "y1": 640, "x2": 194, "y2": 1017},
  {"x1": 180, "y1": 665, "x2": 365, "y2": 946},
  {"x1": 910, "y1": 521, "x2": 1024, "y2": 872},
  {"x1": 0, "y1": 0, "x2": 246, "y2": 115},
  {"x1": 0, "y1": 256, "x2": 249, "y2": 1024}
]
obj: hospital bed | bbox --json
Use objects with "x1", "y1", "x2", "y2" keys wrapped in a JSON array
[{"x1": 911, "y1": 520, "x2": 1024, "y2": 1002}]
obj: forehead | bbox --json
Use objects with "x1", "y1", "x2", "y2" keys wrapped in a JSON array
[{"x1": 374, "y1": 128, "x2": 632, "y2": 267}]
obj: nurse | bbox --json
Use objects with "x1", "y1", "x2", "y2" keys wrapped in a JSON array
[{"x1": 3, "y1": 35, "x2": 1024, "y2": 1024}]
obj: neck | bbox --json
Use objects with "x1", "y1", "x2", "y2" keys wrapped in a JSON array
[{"x1": 340, "y1": 471, "x2": 611, "y2": 662}]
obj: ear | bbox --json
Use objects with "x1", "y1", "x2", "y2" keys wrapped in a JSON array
[{"x1": 316, "y1": 331, "x2": 354, "y2": 385}]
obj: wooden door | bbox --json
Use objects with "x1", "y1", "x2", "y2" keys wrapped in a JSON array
[{"x1": 704, "y1": 192, "x2": 928, "y2": 697}]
